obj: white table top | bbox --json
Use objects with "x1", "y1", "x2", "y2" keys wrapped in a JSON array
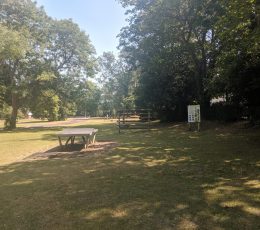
[{"x1": 57, "y1": 128, "x2": 97, "y2": 137}]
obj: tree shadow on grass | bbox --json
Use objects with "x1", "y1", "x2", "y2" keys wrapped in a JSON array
[
  {"x1": 0, "y1": 123, "x2": 259, "y2": 229},
  {"x1": 0, "y1": 144, "x2": 259, "y2": 229},
  {"x1": 24, "y1": 141, "x2": 118, "y2": 161}
]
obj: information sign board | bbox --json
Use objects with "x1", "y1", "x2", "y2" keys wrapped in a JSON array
[{"x1": 188, "y1": 105, "x2": 200, "y2": 123}]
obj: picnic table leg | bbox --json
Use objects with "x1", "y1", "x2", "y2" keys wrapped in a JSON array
[
  {"x1": 82, "y1": 136, "x2": 90, "y2": 149},
  {"x1": 71, "y1": 136, "x2": 75, "y2": 145},
  {"x1": 86, "y1": 136, "x2": 90, "y2": 148},
  {"x1": 58, "y1": 136, "x2": 63, "y2": 149},
  {"x1": 82, "y1": 136, "x2": 85, "y2": 143},
  {"x1": 65, "y1": 136, "x2": 72, "y2": 146},
  {"x1": 82, "y1": 136, "x2": 86, "y2": 149},
  {"x1": 92, "y1": 133, "x2": 96, "y2": 144}
]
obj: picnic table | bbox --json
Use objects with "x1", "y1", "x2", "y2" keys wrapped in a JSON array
[{"x1": 57, "y1": 128, "x2": 98, "y2": 149}]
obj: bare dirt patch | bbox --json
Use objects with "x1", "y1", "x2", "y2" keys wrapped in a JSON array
[{"x1": 24, "y1": 141, "x2": 118, "y2": 161}]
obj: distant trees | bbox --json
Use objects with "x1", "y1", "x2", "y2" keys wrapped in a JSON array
[
  {"x1": 0, "y1": 0, "x2": 97, "y2": 128},
  {"x1": 98, "y1": 52, "x2": 136, "y2": 116},
  {"x1": 75, "y1": 80, "x2": 101, "y2": 117},
  {"x1": 118, "y1": 0, "x2": 260, "y2": 122},
  {"x1": 29, "y1": 18, "x2": 97, "y2": 121}
]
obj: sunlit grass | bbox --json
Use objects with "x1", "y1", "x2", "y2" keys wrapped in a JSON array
[
  {"x1": 0, "y1": 119, "x2": 259, "y2": 229},
  {"x1": 0, "y1": 118, "x2": 116, "y2": 165},
  {"x1": 0, "y1": 129, "x2": 59, "y2": 165}
]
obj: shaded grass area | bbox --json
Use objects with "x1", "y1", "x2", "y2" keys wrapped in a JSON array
[{"x1": 0, "y1": 120, "x2": 260, "y2": 229}]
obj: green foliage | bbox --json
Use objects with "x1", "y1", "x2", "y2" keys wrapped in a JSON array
[
  {"x1": 0, "y1": 84, "x2": 6, "y2": 110},
  {"x1": 45, "y1": 19, "x2": 96, "y2": 76},
  {"x1": 210, "y1": 0, "x2": 260, "y2": 122},
  {"x1": 39, "y1": 19, "x2": 97, "y2": 120},
  {"x1": 36, "y1": 71, "x2": 56, "y2": 82},
  {"x1": 1, "y1": 0, "x2": 258, "y2": 124},
  {"x1": 98, "y1": 52, "x2": 136, "y2": 115},
  {"x1": 32, "y1": 90, "x2": 60, "y2": 121},
  {"x1": 0, "y1": 0, "x2": 97, "y2": 128},
  {"x1": 0, "y1": 0, "x2": 49, "y2": 128},
  {"x1": 0, "y1": 25, "x2": 29, "y2": 60},
  {"x1": 118, "y1": 0, "x2": 260, "y2": 122},
  {"x1": 0, "y1": 103, "x2": 11, "y2": 120},
  {"x1": 118, "y1": 0, "x2": 219, "y2": 120},
  {"x1": 77, "y1": 81, "x2": 101, "y2": 117}
]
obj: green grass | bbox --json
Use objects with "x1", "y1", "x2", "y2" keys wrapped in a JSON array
[
  {"x1": 0, "y1": 120, "x2": 259, "y2": 229},
  {"x1": 0, "y1": 127, "x2": 59, "y2": 165},
  {"x1": 0, "y1": 118, "x2": 113, "y2": 165}
]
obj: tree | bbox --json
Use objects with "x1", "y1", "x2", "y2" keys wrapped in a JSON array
[
  {"x1": 33, "y1": 90, "x2": 60, "y2": 121},
  {"x1": 40, "y1": 19, "x2": 97, "y2": 120},
  {"x1": 29, "y1": 72, "x2": 60, "y2": 121},
  {"x1": 0, "y1": 25, "x2": 29, "y2": 120},
  {"x1": 75, "y1": 81, "x2": 101, "y2": 117},
  {"x1": 118, "y1": 0, "x2": 221, "y2": 120},
  {"x1": 98, "y1": 52, "x2": 136, "y2": 116},
  {"x1": 118, "y1": 0, "x2": 259, "y2": 122},
  {"x1": 210, "y1": 0, "x2": 260, "y2": 122},
  {"x1": 0, "y1": 0, "x2": 97, "y2": 128},
  {"x1": 0, "y1": 0, "x2": 49, "y2": 129}
]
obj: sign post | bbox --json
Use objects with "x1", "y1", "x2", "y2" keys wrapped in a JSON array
[{"x1": 188, "y1": 105, "x2": 201, "y2": 131}]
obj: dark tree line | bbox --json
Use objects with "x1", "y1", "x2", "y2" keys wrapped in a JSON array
[{"x1": 117, "y1": 0, "x2": 260, "y2": 122}]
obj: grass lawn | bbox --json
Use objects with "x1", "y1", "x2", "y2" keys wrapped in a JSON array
[
  {"x1": 0, "y1": 118, "x2": 112, "y2": 165},
  {"x1": 0, "y1": 119, "x2": 259, "y2": 229}
]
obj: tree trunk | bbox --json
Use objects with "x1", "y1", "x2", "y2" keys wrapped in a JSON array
[
  {"x1": 256, "y1": 1, "x2": 260, "y2": 27},
  {"x1": 10, "y1": 92, "x2": 18, "y2": 129}
]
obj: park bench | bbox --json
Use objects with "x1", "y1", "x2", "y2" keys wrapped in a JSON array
[{"x1": 117, "y1": 109, "x2": 151, "y2": 133}]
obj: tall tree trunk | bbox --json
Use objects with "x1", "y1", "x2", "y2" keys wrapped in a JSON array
[
  {"x1": 10, "y1": 92, "x2": 18, "y2": 129},
  {"x1": 256, "y1": 1, "x2": 260, "y2": 26}
]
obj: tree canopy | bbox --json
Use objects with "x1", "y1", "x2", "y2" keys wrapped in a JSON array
[
  {"x1": 0, "y1": 0, "x2": 97, "y2": 128},
  {"x1": 0, "y1": 0, "x2": 259, "y2": 127},
  {"x1": 117, "y1": 0, "x2": 260, "y2": 122}
]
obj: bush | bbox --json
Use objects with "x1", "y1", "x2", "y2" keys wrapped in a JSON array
[
  {"x1": 31, "y1": 90, "x2": 60, "y2": 121},
  {"x1": 0, "y1": 103, "x2": 11, "y2": 120}
]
